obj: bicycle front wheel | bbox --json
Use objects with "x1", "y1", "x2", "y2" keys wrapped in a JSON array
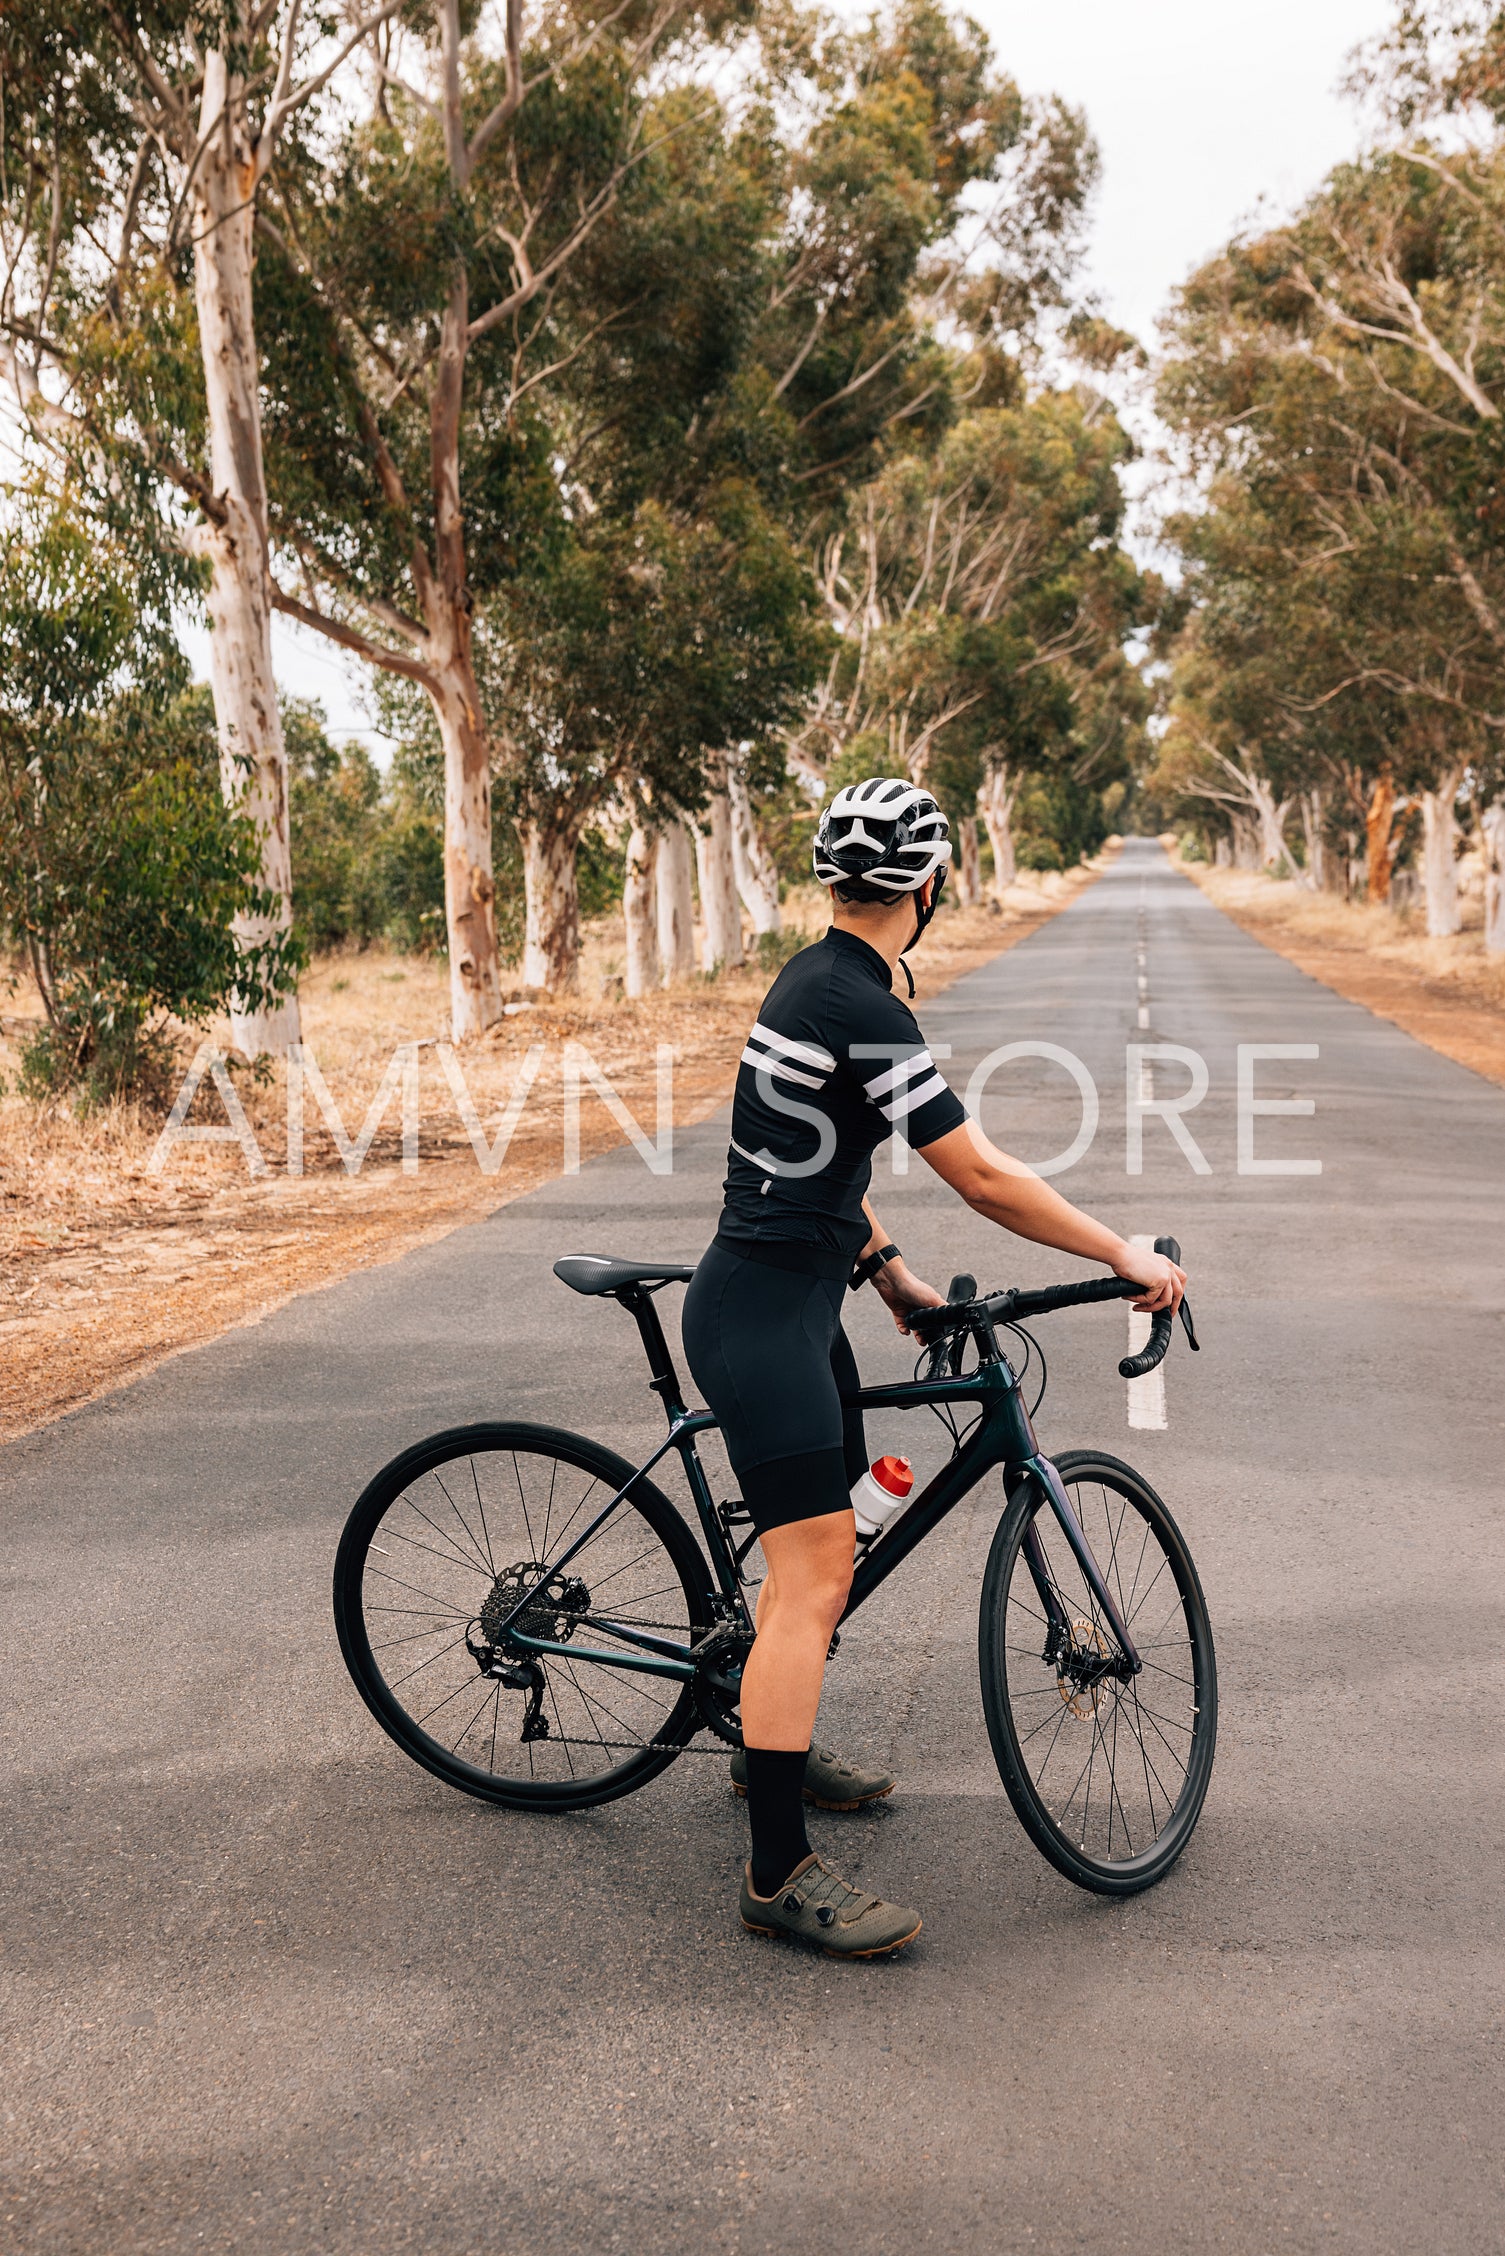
[
  {"x1": 334, "y1": 1422, "x2": 715, "y2": 1811},
  {"x1": 979, "y1": 1449, "x2": 1217, "y2": 1895}
]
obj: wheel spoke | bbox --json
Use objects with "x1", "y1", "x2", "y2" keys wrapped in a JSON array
[
  {"x1": 404, "y1": 1484, "x2": 492, "y2": 1577},
  {"x1": 352, "y1": 1439, "x2": 701, "y2": 1798},
  {"x1": 385, "y1": 1525, "x2": 494, "y2": 1584},
  {"x1": 998, "y1": 1466, "x2": 1212, "y2": 1876}
]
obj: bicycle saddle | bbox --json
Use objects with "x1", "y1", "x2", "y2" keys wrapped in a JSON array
[{"x1": 553, "y1": 1254, "x2": 696, "y2": 1296}]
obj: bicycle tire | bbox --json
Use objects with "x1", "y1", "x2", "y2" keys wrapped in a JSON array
[
  {"x1": 334, "y1": 1421, "x2": 716, "y2": 1812},
  {"x1": 978, "y1": 1449, "x2": 1217, "y2": 1896}
]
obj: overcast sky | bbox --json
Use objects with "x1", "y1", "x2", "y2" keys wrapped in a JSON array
[
  {"x1": 222, "y1": 0, "x2": 1399, "y2": 749},
  {"x1": 986, "y1": 0, "x2": 1395, "y2": 344}
]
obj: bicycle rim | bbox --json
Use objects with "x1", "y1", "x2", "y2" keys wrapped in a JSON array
[
  {"x1": 979, "y1": 1450, "x2": 1217, "y2": 1895},
  {"x1": 334, "y1": 1422, "x2": 715, "y2": 1810}
]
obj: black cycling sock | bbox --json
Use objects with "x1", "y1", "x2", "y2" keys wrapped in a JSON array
[{"x1": 745, "y1": 1746, "x2": 812, "y2": 1897}]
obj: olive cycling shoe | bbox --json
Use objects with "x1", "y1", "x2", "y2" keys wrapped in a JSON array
[
  {"x1": 729, "y1": 1743, "x2": 895, "y2": 1811},
  {"x1": 740, "y1": 1855, "x2": 922, "y2": 1958}
]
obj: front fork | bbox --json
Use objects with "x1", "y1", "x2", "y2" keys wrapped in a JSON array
[{"x1": 1019, "y1": 1455, "x2": 1142, "y2": 1676}]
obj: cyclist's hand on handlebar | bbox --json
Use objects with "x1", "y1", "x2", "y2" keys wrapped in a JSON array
[
  {"x1": 873, "y1": 1260, "x2": 947, "y2": 1335},
  {"x1": 1112, "y1": 1241, "x2": 1186, "y2": 1314}
]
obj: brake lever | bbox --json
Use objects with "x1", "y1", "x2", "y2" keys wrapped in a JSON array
[
  {"x1": 918, "y1": 1272, "x2": 976, "y2": 1381},
  {"x1": 1178, "y1": 1298, "x2": 1200, "y2": 1353}
]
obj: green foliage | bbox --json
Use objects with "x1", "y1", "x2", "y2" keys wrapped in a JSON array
[
  {"x1": 0, "y1": 510, "x2": 299, "y2": 1101},
  {"x1": 755, "y1": 926, "x2": 806, "y2": 973},
  {"x1": 1, "y1": 0, "x2": 1135, "y2": 1016},
  {"x1": 484, "y1": 485, "x2": 826, "y2": 845},
  {"x1": 285, "y1": 703, "x2": 386, "y2": 952},
  {"x1": 1155, "y1": 77, "x2": 1505, "y2": 852},
  {"x1": 1014, "y1": 772, "x2": 1109, "y2": 867}
]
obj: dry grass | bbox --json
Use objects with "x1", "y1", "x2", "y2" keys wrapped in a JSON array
[
  {"x1": 0, "y1": 862, "x2": 1101, "y2": 1441},
  {"x1": 1181, "y1": 862, "x2": 1505, "y2": 1010},
  {"x1": 1174, "y1": 853, "x2": 1505, "y2": 1088}
]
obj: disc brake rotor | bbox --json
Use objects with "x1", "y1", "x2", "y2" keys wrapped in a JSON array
[
  {"x1": 478, "y1": 1561, "x2": 591, "y2": 1652},
  {"x1": 1057, "y1": 1615, "x2": 1109, "y2": 1720}
]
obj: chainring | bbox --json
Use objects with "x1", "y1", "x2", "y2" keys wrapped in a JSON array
[{"x1": 692, "y1": 1626, "x2": 752, "y2": 1748}]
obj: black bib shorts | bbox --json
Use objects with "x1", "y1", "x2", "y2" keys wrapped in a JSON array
[{"x1": 681, "y1": 1240, "x2": 869, "y2": 1536}]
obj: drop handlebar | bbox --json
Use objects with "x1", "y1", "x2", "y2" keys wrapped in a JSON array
[{"x1": 908, "y1": 1236, "x2": 1200, "y2": 1381}]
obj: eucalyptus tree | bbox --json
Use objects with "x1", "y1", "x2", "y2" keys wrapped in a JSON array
[
  {"x1": 788, "y1": 388, "x2": 1147, "y2": 891},
  {"x1": 1157, "y1": 83, "x2": 1505, "y2": 931},
  {"x1": 474, "y1": 489, "x2": 823, "y2": 988},
  {"x1": 252, "y1": 0, "x2": 1100, "y2": 992},
  {"x1": 0, "y1": 2, "x2": 407, "y2": 1053}
]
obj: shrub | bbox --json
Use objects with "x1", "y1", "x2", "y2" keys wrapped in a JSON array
[{"x1": 0, "y1": 515, "x2": 298, "y2": 1102}]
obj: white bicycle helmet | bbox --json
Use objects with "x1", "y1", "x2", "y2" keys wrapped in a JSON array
[{"x1": 812, "y1": 777, "x2": 953, "y2": 896}]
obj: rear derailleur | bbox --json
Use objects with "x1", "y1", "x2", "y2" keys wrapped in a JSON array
[{"x1": 462, "y1": 1558, "x2": 594, "y2": 1743}]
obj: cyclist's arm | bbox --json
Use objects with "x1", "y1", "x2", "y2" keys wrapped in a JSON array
[
  {"x1": 858, "y1": 1195, "x2": 945, "y2": 1334},
  {"x1": 918, "y1": 1122, "x2": 1185, "y2": 1312}
]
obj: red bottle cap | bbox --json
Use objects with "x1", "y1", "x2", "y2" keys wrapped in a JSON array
[{"x1": 871, "y1": 1454, "x2": 913, "y2": 1497}]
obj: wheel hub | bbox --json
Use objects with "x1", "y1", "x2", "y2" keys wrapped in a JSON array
[
  {"x1": 478, "y1": 1561, "x2": 591, "y2": 1652},
  {"x1": 1056, "y1": 1616, "x2": 1110, "y2": 1719}
]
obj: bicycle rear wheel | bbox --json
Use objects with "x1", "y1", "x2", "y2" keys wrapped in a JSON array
[
  {"x1": 979, "y1": 1449, "x2": 1216, "y2": 1895},
  {"x1": 334, "y1": 1422, "x2": 715, "y2": 1810}
]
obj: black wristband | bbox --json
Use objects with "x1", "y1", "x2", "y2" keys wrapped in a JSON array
[{"x1": 848, "y1": 1243, "x2": 901, "y2": 1292}]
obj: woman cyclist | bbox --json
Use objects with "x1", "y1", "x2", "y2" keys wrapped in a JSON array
[{"x1": 681, "y1": 777, "x2": 1185, "y2": 1957}]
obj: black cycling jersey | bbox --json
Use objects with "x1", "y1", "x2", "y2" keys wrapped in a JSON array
[{"x1": 715, "y1": 925, "x2": 967, "y2": 1275}]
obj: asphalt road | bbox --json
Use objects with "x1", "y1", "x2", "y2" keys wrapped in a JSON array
[{"x1": 4, "y1": 839, "x2": 1503, "y2": 2256}]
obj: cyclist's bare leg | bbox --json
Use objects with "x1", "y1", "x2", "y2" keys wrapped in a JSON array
[{"x1": 741, "y1": 1512, "x2": 855, "y2": 1750}]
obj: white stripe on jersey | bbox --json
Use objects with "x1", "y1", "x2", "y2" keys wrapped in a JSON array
[
  {"x1": 740, "y1": 1044, "x2": 824, "y2": 1091},
  {"x1": 878, "y1": 1070, "x2": 950, "y2": 1122},
  {"x1": 729, "y1": 1135, "x2": 778, "y2": 1173},
  {"x1": 862, "y1": 1048, "x2": 935, "y2": 1100},
  {"x1": 748, "y1": 1021, "x2": 836, "y2": 1072}
]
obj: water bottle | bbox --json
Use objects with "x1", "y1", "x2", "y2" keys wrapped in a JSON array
[{"x1": 851, "y1": 1454, "x2": 914, "y2": 1544}]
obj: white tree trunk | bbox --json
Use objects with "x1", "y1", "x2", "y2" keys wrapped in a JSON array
[
  {"x1": 1482, "y1": 800, "x2": 1505, "y2": 954},
  {"x1": 519, "y1": 818, "x2": 581, "y2": 991},
  {"x1": 954, "y1": 812, "x2": 981, "y2": 906},
  {"x1": 1421, "y1": 769, "x2": 1465, "y2": 937},
  {"x1": 1230, "y1": 812, "x2": 1260, "y2": 869},
  {"x1": 191, "y1": 57, "x2": 299, "y2": 1057},
  {"x1": 431, "y1": 661, "x2": 504, "y2": 1030},
  {"x1": 694, "y1": 784, "x2": 744, "y2": 972},
  {"x1": 728, "y1": 765, "x2": 782, "y2": 934},
  {"x1": 1299, "y1": 789, "x2": 1327, "y2": 891},
  {"x1": 978, "y1": 765, "x2": 1017, "y2": 903},
  {"x1": 1214, "y1": 834, "x2": 1232, "y2": 867},
  {"x1": 623, "y1": 824, "x2": 659, "y2": 997},
  {"x1": 423, "y1": 263, "x2": 504, "y2": 1036},
  {"x1": 1252, "y1": 779, "x2": 1295, "y2": 873},
  {"x1": 655, "y1": 820, "x2": 696, "y2": 984}
]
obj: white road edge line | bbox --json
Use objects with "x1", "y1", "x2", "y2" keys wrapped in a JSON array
[{"x1": 1126, "y1": 1232, "x2": 1167, "y2": 1432}]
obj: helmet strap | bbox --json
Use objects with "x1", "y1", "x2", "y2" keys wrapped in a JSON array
[{"x1": 899, "y1": 865, "x2": 946, "y2": 978}]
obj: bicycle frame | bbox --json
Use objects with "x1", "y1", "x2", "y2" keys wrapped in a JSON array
[{"x1": 491, "y1": 1284, "x2": 1142, "y2": 1685}]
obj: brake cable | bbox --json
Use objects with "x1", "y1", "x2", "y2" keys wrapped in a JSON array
[{"x1": 999, "y1": 1320, "x2": 1048, "y2": 1418}]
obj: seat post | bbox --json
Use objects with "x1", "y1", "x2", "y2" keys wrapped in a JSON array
[{"x1": 617, "y1": 1286, "x2": 688, "y2": 1419}]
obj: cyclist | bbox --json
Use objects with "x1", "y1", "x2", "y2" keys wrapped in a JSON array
[{"x1": 681, "y1": 777, "x2": 1185, "y2": 1957}]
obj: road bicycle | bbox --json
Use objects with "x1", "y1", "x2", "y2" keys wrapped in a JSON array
[{"x1": 333, "y1": 1238, "x2": 1214, "y2": 1896}]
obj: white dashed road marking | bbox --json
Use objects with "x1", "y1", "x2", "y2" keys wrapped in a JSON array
[{"x1": 1125, "y1": 1233, "x2": 1168, "y2": 1431}]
